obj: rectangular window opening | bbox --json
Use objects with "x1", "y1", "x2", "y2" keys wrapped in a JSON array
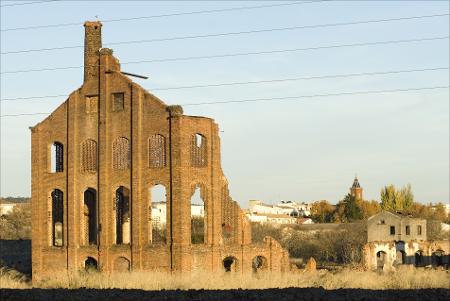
[
  {"x1": 86, "y1": 96, "x2": 98, "y2": 114},
  {"x1": 390, "y1": 226, "x2": 395, "y2": 235},
  {"x1": 112, "y1": 93, "x2": 125, "y2": 112}
]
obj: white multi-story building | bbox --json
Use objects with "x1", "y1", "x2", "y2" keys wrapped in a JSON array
[
  {"x1": 249, "y1": 200, "x2": 312, "y2": 217},
  {"x1": 247, "y1": 200, "x2": 313, "y2": 225},
  {"x1": 151, "y1": 202, "x2": 204, "y2": 228}
]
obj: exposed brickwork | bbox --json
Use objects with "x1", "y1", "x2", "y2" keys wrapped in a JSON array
[{"x1": 31, "y1": 21, "x2": 290, "y2": 281}]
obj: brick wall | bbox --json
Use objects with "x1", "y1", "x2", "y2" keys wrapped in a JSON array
[{"x1": 30, "y1": 21, "x2": 290, "y2": 281}]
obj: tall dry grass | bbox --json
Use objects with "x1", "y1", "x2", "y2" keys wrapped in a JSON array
[
  {"x1": 1, "y1": 266, "x2": 449, "y2": 290},
  {"x1": 0, "y1": 267, "x2": 29, "y2": 289}
]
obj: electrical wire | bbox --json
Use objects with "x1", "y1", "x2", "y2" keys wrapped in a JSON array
[
  {"x1": 1, "y1": 85, "x2": 447, "y2": 117},
  {"x1": 0, "y1": 0, "x2": 58, "y2": 8},
  {"x1": 1, "y1": 66, "x2": 448, "y2": 102},
  {"x1": 1, "y1": 1, "x2": 323, "y2": 31},
  {"x1": 2, "y1": 36, "x2": 448, "y2": 75},
  {"x1": 3, "y1": 13, "x2": 448, "y2": 55}
]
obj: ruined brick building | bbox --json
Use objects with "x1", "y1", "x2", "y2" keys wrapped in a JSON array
[
  {"x1": 364, "y1": 211, "x2": 449, "y2": 270},
  {"x1": 31, "y1": 21, "x2": 289, "y2": 280}
]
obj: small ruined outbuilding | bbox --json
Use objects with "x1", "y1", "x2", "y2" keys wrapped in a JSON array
[
  {"x1": 364, "y1": 211, "x2": 449, "y2": 270},
  {"x1": 31, "y1": 21, "x2": 289, "y2": 280}
]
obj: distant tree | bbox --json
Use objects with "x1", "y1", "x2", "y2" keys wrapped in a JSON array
[
  {"x1": 381, "y1": 185, "x2": 397, "y2": 211},
  {"x1": 310, "y1": 200, "x2": 335, "y2": 223},
  {"x1": 251, "y1": 222, "x2": 283, "y2": 243},
  {"x1": 334, "y1": 194, "x2": 365, "y2": 222},
  {"x1": 381, "y1": 184, "x2": 414, "y2": 212},
  {"x1": 427, "y1": 219, "x2": 448, "y2": 240},
  {"x1": 405, "y1": 201, "x2": 449, "y2": 224},
  {"x1": 283, "y1": 222, "x2": 367, "y2": 264},
  {"x1": 0, "y1": 197, "x2": 30, "y2": 204},
  {"x1": 427, "y1": 203, "x2": 448, "y2": 222},
  {"x1": 0, "y1": 203, "x2": 31, "y2": 240},
  {"x1": 343, "y1": 194, "x2": 363, "y2": 222},
  {"x1": 359, "y1": 200, "x2": 382, "y2": 219},
  {"x1": 401, "y1": 184, "x2": 414, "y2": 210}
]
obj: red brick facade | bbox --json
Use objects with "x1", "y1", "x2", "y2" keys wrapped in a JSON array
[{"x1": 31, "y1": 21, "x2": 289, "y2": 280}]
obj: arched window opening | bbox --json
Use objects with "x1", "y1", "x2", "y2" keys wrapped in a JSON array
[
  {"x1": 149, "y1": 134, "x2": 166, "y2": 168},
  {"x1": 415, "y1": 251, "x2": 423, "y2": 267},
  {"x1": 376, "y1": 251, "x2": 386, "y2": 271},
  {"x1": 81, "y1": 139, "x2": 97, "y2": 173},
  {"x1": 191, "y1": 186, "x2": 205, "y2": 244},
  {"x1": 395, "y1": 241, "x2": 406, "y2": 265},
  {"x1": 113, "y1": 256, "x2": 130, "y2": 272},
  {"x1": 223, "y1": 256, "x2": 238, "y2": 272},
  {"x1": 252, "y1": 256, "x2": 267, "y2": 273},
  {"x1": 396, "y1": 250, "x2": 406, "y2": 265},
  {"x1": 112, "y1": 137, "x2": 130, "y2": 170},
  {"x1": 83, "y1": 188, "x2": 97, "y2": 245},
  {"x1": 190, "y1": 134, "x2": 207, "y2": 167},
  {"x1": 85, "y1": 257, "x2": 98, "y2": 271},
  {"x1": 50, "y1": 142, "x2": 64, "y2": 173},
  {"x1": 115, "y1": 186, "x2": 130, "y2": 244},
  {"x1": 150, "y1": 184, "x2": 167, "y2": 244},
  {"x1": 51, "y1": 189, "x2": 64, "y2": 247},
  {"x1": 432, "y1": 250, "x2": 445, "y2": 267}
]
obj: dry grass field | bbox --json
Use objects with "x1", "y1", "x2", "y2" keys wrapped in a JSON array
[{"x1": 1, "y1": 266, "x2": 449, "y2": 290}]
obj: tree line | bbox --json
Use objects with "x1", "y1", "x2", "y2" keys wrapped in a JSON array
[{"x1": 310, "y1": 184, "x2": 449, "y2": 224}]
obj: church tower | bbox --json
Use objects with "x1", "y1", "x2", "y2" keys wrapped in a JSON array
[{"x1": 350, "y1": 176, "x2": 363, "y2": 200}]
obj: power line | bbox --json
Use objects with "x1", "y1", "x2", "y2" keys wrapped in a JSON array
[
  {"x1": 1, "y1": 0, "x2": 323, "y2": 32},
  {"x1": 0, "y1": 0, "x2": 58, "y2": 8},
  {"x1": 2, "y1": 36, "x2": 448, "y2": 75},
  {"x1": 182, "y1": 85, "x2": 449, "y2": 106},
  {"x1": 3, "y1": 13, "x2": 448, "y2": 55},
  {"x1": 2, "y1": 66, "x2": 448, "y2": 102},
  {"x1": 1, "y1": 85, "x2": 447, "y2": 118},
  {"x1": 0, "y1": 112, "x2": 49, "y2": 117}
]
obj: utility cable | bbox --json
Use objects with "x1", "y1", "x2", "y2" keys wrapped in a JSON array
[
  {"x1": 1, "y1": 85, "x2": 447, "y2": 117},
  {"x1": 3, "y1": 13, "x2": 448, "y2": 55},
  {"x1": 1, "y1": 1, "x2": 323, "y2": 32},
  {"x1": 2, "y1": 36, "x2": 448, "y2": 74},
  {"x1": 1, "y1": 66, "x2": 447, "y2": 102},
  {"x1": 0, "y1": 0, "x2": 58, "y2": 8}
]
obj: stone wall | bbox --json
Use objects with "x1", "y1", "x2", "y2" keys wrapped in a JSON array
[{"x1": 364, "y1": 240, "x2": 449, "y2": 270}]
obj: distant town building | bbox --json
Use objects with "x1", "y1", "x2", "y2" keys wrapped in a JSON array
[
  {"x1": 151, "y1": 202, "x2": 204, "y2": 228},
  {"x1": 277, "y1": 200, "x2": 312, "y2": 217},
  {"x1": 350, "y1": 176, "x2": 363, "y2": 200},
  {"x1": 247, "y1": 213, "x2": 297, "y2": 224},
  {"x1": 0, "y1": 202, "x2": 16, "y2": 216},
  {"x1": 0, "y1": 199, "x2": 29, "y2": 216},
  {"x1": 247, "y1": 200, "x2": 313, "y2": 225}
]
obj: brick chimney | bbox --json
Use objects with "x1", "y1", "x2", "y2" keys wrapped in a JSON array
[{"x1": 83, "y1": 21, "x2": 102, "y2": 82}]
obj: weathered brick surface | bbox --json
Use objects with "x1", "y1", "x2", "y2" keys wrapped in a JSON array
[{"x1": 31, "y1": 21, "x2": 289, "y2": 281}]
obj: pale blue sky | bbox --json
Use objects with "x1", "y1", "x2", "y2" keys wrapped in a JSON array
[{"x1": 1, "y1": 0, "x2": 449, "y2": 206}]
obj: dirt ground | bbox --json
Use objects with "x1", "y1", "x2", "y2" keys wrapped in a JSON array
[{"x1": 1, "y1": 288, "x2": 449, "y2": 301}]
